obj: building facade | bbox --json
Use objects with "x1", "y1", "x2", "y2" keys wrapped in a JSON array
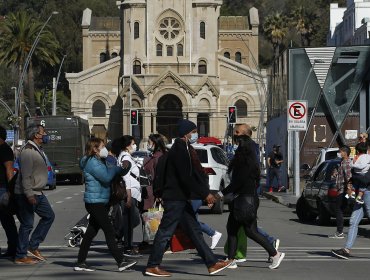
[
  {"x1": 328, "y1": 0, "x2": 370, "y2": 46},
  {"x1": 66, "y1": 0, "x2": 265, "y2": 144}
]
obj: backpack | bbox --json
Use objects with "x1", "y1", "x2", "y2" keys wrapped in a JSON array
[{"x1": 152, "y1": 152, "x2": 169, "y2": 198}]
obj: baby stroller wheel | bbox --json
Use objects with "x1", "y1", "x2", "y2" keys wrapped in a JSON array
[{"x1": 68, "y1": 238, "x2": 77, "y2": 247}]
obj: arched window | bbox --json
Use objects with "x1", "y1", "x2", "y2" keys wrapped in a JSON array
[
  {"x1": 177, "y1": 44, "x2": 183, "y2": 56},
  {"x1": 235, "y1": 99, "x2": 248, "y2": 117},
  {"x1": 134, "y1": 22, "x2": 140, "y2": 39},
  {"x1": 111, "y1": 52, "x2": 118, "y2": 58},
  {"x1": 235, "y1": 52, "x2": 242, "y2": 63},
  {"x1": 167, "y1": 46, "x2": 173, "y2": 56},
  {"x1": 200, "y1": 22, "x2": 205, "y2": 39},
  {"x1": 198, "y1": 60, "x2": 207, "y2": 74},
  {"x1": 156, "y1": 44, "x2": 163, "y2": 56},
  {"x1": 99, "y1": 52, "x2": 107, "y2": 63},
  {"x1": 92, "y1": 100, "x2": 106, "y2": 117},
  {"x1": 133, "y1": 60, "x2": 141, "y2": 74},
  {"x1": 224, "y1": 52, "x2": 230, "y2": 59}
]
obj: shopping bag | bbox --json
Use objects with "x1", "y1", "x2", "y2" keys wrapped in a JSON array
[
  {"x1": 170, "y1": 226, "x2": 195, "y2": 252},
  {"x1": 142, "y1": 205, "x2": 163, "y2": 242},
  {"x1": 224, "y1": 227, "x2": 247, "y2": 259}
]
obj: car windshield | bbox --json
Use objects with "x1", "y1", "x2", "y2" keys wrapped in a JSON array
[
  {"x1": 325, "y1": 151, "x2": 339, "y2": 161},
  {"x1": 195, "y1": 149, "x2": 208, "y2": 163}
]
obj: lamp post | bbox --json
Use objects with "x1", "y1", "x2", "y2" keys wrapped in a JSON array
[
  {"x1": 52, "y1": 54, "x2": 67, "y2": 116},
  {"x1": 14, "y1": 11, "x2": 58, "y2": 144}
]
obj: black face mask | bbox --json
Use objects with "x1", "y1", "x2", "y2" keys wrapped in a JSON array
[{"x1": 233, "y1": 135, "x2": 241, "y2": 143}]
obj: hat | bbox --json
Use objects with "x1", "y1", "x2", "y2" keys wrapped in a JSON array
[
  {"x1": 273, "y1": 144, "x2": 280, "y2": 149},
  {"x1": 177, "y1": 119, "x2": 197, "y2": 137}
]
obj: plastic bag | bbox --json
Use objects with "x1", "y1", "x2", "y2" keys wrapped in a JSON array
[
  {"x1": 142, "y1": 205, "x2": 163, "y2": 242},
  {"x1": 224, "y1": 227, "x2": 248, "y2": 259}
]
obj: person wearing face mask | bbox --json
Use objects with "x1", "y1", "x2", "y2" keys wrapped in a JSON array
[
  {"x1": 114, "y1": 135, "x2": 142, "y2": 257},
  {"x1": 74, "y1": 137, "x2": 137, "y2": 272},
  {"x1": 145, "y1": 119, "x2": 232, "y2": 277},
  {"x1": 14, "y1": 124, "x2": 54, "y2": 264}
]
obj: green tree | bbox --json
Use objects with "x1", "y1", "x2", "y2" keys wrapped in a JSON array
[
  {"x1": 291, "y1": 6, "x2": 317, "y2": 46},
  {"x1": 0, "y1": 11, "x2": 60, "y2": 117},
  {"x1": 263, "y1": 12, "x2": 289, "y2": 59}
]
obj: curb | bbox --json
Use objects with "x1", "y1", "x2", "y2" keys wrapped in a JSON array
[{"x1": 262, "y1": 192, "x2": 297, "y2": 209}]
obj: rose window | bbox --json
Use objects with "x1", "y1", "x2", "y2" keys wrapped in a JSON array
[{"x1": 159, "y1": 17, "x2": 181, "y2": 40}]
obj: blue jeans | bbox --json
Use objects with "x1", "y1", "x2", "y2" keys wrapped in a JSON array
[
  {"x1": 15, "y1": 194, "x2": 55, "y2": 258},
  {"x1": 257, "y1": 227, "x2": 275, "y2": 244},
  {"x1": 191, "y1": 200, "x2": 216, "y2": 237},
  {"x1": 345, "y1": 190, "x2": 370, "y2": 249},
  {"x1": 147, "y1": 200, "x2": 218, "y2": 268},
  {"x1": 0, "y1": 187, "x2": 18, "y2": 255}
]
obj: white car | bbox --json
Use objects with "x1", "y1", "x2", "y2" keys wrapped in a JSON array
[{"x1": 167, "y1": 143, "x2": 230, "y2": 214}]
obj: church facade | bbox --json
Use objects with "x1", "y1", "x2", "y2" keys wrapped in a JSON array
[{"x1": 66, "y1": 0, "x2": 265, "y2": 144}]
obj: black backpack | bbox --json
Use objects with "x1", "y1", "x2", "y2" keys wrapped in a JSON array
[{"x1": 152, "y1": 152, "x2": 169, "y2": 198}]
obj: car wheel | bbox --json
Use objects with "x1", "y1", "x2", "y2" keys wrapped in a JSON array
[
  {"x1": 75, "y1": 174, "x2": 84, "y2": 185},
  {"x1": 296, "y1": 197, "x2": 317, "y2": 223},
  {"x1": 317, "y1": 202, "x2": 331, "y2": 226}
]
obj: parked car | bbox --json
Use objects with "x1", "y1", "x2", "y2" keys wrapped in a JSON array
[
  {"x1": 13, "y1": 157, "x2": 56, "y2": 190},
  {"x1": 296, "y1": 159, "x2": 356, "y2": 225},
  {"x1": 166, "y1": 143, "x2": 230, "y2": 214},
  {"x1": 301, "y1": 148, "x2": 340, "y2": 178}
]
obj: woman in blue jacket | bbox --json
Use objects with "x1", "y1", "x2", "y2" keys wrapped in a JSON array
[{"x1": 74, "y1": 138, "x2": 136, "y2": 272}]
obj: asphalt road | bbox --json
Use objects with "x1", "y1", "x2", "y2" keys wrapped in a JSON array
[{"x1": 1, "y1": 184, "x2": 370, "y2": 280}]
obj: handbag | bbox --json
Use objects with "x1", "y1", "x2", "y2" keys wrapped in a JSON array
[
  {"x1": 109, "y1": 175, "x2": 127, "y2": 205},
  {"x1": 142, "y1": 204, "x2": 163, "y2": 242},
  {"x1": 233, "y1": 194, "x2": 257, "y2": 222},
  {"x1": 224, "y1": 227, "x2": 247, "y2": 259}
]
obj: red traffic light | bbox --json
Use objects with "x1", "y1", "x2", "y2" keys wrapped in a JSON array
[
  {"x1": 131, "y1": 111, "x2": 136, "y2": 116},
  {"x1": 130, "y1": 109, "x2": 138, "y2": 125},
  {"x1": 229, "y1": 107, "x2": 235, "y2": 113}
]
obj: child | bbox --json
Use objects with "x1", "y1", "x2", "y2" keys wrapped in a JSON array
[{"x1": 350, "y1": 142, "x2": 370, "y2": 204}]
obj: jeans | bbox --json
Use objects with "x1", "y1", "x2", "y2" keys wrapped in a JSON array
[
  {"x1": 191, "y1": 200, "x2": 216, "y2": 237},
  {"x1": 0, "y1": 187, "x2": 18, "y2": 255},
  {"x1": 78, "y1": 203, "x2": 123, "y2": 264},
  {"x1": 335, "y1": 193, "x2": 347, "y2": 234},
  {"x1": 15, "y1": 194, "x2": 55, "y2": 259},
  {"x1": 345, "y1": 190, "x2": 370, "y2": 249},
  {"x1": 268, "y1": 167, "x2": 282, "y2": 189},
  {"x1": 257, "y1": 227, "x2": 275, "y2": 244},
  {"x1": 147, "y1": 200, "x2": 218, "y2": 268}
]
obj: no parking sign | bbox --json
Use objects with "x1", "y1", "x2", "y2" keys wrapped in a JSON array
[{"x1": 287, "y1": 100, "x2": 307, "y2": 131}]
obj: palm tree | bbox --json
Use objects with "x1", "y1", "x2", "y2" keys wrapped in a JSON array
[
  {"x1": 291, "y1": 6, "x2": 317, "y2": 47},
  {"x1": 263, "y1": 12, "x2": 288, "y2": 59},
  {"x1": 0, "y1": 11, "x2": 60, "y2": 118}
]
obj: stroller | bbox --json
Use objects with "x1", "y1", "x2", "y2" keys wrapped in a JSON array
[{"x1": 65, "y1": 214, "x2": 90, "y2": 247}]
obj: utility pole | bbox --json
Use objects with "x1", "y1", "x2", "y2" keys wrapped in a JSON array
[{"x1": 52, "y1": 54, "x2": 67, "y2": 115}]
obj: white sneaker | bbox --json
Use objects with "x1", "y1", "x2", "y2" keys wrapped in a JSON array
[
  {"x1": 273, "y1": 239, "x2": 280, "y2": 250},
  {"x1": 235, "y1": 258, "x2": 247, "y2": 263},
  {"x1": 269, "y1": 252, "x2": 285, "y2": 269},
  {"x1": 227, "y1": 260, "x2": 238, "y2": 269},
  {"x1": 210, "y1": 231, "x2": 222, "y2": 249}
]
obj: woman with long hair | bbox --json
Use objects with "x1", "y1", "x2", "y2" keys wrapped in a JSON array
[
  {"x1": 74, "y1": 138, "x2": 136, "y2": 272},
  {"x1": 114, "y1": 135, "x2": 142, "y2": 257},
  {"x1": 219, "y1": 135, "x2": 285, "y2": 269}
]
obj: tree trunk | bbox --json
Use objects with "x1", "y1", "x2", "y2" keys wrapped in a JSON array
[
  {"x1": 18, "y1": 65, "x2": 25, "y2": 140},
  {"x1": 27, "y1": 61, "x2": 36, "y2": 116}
]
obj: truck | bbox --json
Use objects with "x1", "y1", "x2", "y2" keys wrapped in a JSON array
[{"x1": 27, "y1": 116, "x2": 90, "y2": 184}]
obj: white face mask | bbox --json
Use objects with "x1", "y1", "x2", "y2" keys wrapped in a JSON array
[
  {"x1": 129, "y1": 144, "x2": 137, "y2": 154},
  {"x1": 99, "y1": 147, "x2": 109, "y2": 158}
]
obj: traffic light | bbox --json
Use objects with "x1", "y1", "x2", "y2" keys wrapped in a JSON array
[
  {"x1": 228, "y1": 106, "x2": 237, "y2": 124},
  {"x1": 130, "y1": 109, "x2": 138, "y2": 125}
]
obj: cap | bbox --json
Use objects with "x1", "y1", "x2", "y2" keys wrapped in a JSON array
[{"x1": 177, "y1": 119, "x2": 197, "y2": 137}]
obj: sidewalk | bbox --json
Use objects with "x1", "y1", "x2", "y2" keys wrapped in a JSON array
[{"x1": 262, "y1": 190, "x2": 299, "y2": 209}]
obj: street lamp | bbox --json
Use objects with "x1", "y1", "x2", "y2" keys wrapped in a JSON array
[
  {"x1": 14, "y1": 11, "x2": 58, "y2": 144},
  {"x1": 52, "y1": 54, "x2": 67, "y2": 115}
]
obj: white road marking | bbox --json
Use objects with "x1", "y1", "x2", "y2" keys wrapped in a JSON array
[
  {"x1": 56, "y1": 201, "x2": 63, "y2": 204},
  {"x1": 65, "y1": 197, "x2": 72, "y2": 200}
]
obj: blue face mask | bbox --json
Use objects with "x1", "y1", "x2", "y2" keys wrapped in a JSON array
[
  {"x1": 42, "y1": 135, "x2": 50, "y2": 144},
  {"x1": 189, "y1": 132, "x2": 198, "y2": 144}
]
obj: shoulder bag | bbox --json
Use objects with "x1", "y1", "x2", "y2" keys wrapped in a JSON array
[{"x1": 233, "y1": 194, "x2": 257, "y2": 222}]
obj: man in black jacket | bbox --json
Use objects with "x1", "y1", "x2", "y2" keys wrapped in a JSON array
[{"x1": 145, "y1": 119, "x2": 232, "y2": 277}]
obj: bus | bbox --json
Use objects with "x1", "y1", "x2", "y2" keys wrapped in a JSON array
[{"x1": 27, "y1": 116, "x2": 90, "y2": 184}]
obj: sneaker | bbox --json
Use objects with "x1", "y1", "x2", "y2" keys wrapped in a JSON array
[
  {"x1": 273, "y1": 239, "x2": 280, "y2": 250},
  {"x1": 145, "y1": 266, "x2": 171, "y2": 277},
  {"x1": 227, "y1": 260, "x2": 238, "y2": 269},
  {"x1": 235, "y1": 258, "x2": 247, "y2": 263},
  {"x1": 331, "y1": 248, "x2": 350, "y2": 260},
  {"x1": 14, "y1": 256, "x2": 39, "y2": 265},
  {"x1": 74, "y1": 262, "x2": 95, "y2": 272},
  {"x1": 210, "y1": 231, "x2": 222, "y2": 249},
  {"x1": 27, "y1": 249, "x2": 46, "y2": 261},
  {"x1": 356, "y1": 197, "x2": 364, "y2": 204},
  {"x1": 278, "y1": 186, "x2": 286, "y2": 192},
  {"x1": 164, "y1": 250, "x2": 173, "y2": 255},
  {"x1": 123, "y1": 249, "x2": 143, "y2": 258},
  {"x1": 118, "y1": 260, "x2": 137, "y2": 271},
  {"x1": 269, "y1": 252, "x2": 285, "y2": 269},
  {"x1": 329, "y1": 232, "x2": 345, "y2": 239},
  {"x1": 208, "y1": 260, "x2": 233, "y2": 275}
]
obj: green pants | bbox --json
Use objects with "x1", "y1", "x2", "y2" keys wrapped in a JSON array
[{"x1": 224, "y1": 227, "x2": 247, "y2": 259}]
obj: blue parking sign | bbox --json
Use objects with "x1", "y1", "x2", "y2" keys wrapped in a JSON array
[{"x1": 6, "y1": 130, "x2": 14, "y2": 141}]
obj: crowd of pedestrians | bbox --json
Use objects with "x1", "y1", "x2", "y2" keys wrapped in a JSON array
[{"x1": 0, "y1": 120, "x2": 285, "y2": 276}]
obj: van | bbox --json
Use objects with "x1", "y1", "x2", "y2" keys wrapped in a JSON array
[{"x1": 27, "y1": 116, "x2": 90, "y2": 184}]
